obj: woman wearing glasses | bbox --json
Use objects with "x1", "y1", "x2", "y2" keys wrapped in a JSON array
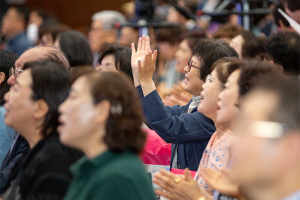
[
  {"x1": 0, "y1": 50, "x2": 18, "y2": 165},
  {"x1": 131, "y1": 36, "x2": 238, "y2": 171}
]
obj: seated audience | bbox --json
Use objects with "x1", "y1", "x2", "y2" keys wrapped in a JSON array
[
  {"x1": 212, "y1": 23, "x2": 244, "y2": 44},
  {"x1": 58, "y1": 71, "x2": 155, "y2": 200},
  {"x1": 1, "y1": 6, "x2": 33, "y2": 56},
  {"x1": 0, "y1": 50, "x2": 17, "y2": 165},
  {"x1": 97, "y1": 44, "x2": 133, "y2": 81},
  {"x1": 1, "y1": 61, "x2": 82, "y2": 200},
  {"x1": 70, "y1": 67, "x2": 95, "y2": 84},
  {"x1": 153, "y1": 60, "x2": 283, "y2": 200},
  {"x1": 266, "y1": 31, "x2": 300, "y2": 77},
  {"x1": 54, "y1": 30, "x2": 93, "y2": 71},
  {"x1": 228, "y1": 76, "x2": 300, "y2": 200},
  {"x1": 0, "y1": 46, "x2": 70, "y2": 193},
  {"x1": 230, "y1": 30, "x2": 265, "y2": 59},
  {"x1": 131, "y1": 36, "x2": 238, "y2": 171}
]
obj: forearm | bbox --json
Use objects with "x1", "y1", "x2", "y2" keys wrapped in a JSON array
[
  {"x1": 140, "y1": 80, "x2": 156, "y2": 97},
  {"x1": 133, "y1": 71, "x2": 141, "y2": 87}
]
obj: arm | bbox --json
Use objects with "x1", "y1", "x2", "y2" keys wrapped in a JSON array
[{"x1": 142, "y1": 90, "x2": 215, "y2": 144}]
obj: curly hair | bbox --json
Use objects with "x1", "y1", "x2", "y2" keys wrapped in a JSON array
[{"x1": 84, "y1": 71, "x2": 146, "y2": 155}]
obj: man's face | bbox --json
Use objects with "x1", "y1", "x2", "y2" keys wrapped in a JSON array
[
  {"x1": 7, "y1": 49, "x2": 44, "y2": 86},
  {"x1": 1, "y1": 8, "x2": 23, "y2": 36},
  {"x1": 88, "y1": 20, "x2": 109, "y2": 52},
  {"x1": 229, "y1": 90, "x2": 287, "y2": 188}
]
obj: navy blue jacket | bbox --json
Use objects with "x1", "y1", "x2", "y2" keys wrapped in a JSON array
[
  {"x1": 0, "y1": 134, "x2": 29, "y2": 194},
  {"x1": 137, "y1": 86, "x2": 215, "y2": 171},
  {"x1": 5, "y1": 32, "x2": 33, "y2": 57}
]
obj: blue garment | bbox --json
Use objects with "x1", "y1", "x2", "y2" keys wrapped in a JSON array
[
  {"x1": 137, "y1": 86, "x2": 215, "y2": 171},
  {"x1": 5, "y1": 32, "x2": 33, "y2": 57},
  {"x1": 0, "y1": 106, "x2": 15, "y2": 165},
  {"x1": 282, "y1": 190, "x2": 300, "y2": 200}
]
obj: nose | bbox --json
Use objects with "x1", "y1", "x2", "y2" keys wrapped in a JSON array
[
  {"x1": 184, "y1": 65, "x2": 189, "y2": 73},
  {"x1": 7, "y1": 75, "x2": 15, "y2": 86}
]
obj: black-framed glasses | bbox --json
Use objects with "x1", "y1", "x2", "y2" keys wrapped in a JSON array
[
  {"x1": 9, "y1": 67, "x2": 23, "y2": 78},
  {"x1": 187, "y1": 57, "x2": 201, "y2": 72}
]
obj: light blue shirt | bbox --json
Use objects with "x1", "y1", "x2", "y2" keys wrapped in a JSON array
[
  {"x1": 282, "y1": 190, "x2": 300, "y2": 200},
  {"x1": 0, "y1": 106, "x2": 15, "y2": 165}
]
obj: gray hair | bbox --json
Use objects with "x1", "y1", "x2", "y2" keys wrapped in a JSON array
[{"x1": 92, "y1": 10, "x2": 126, "y2": 30}]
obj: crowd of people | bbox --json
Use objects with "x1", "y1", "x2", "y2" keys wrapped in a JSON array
[{"x1": 0, "y1": 0, "x2": 299, "y2": 200}]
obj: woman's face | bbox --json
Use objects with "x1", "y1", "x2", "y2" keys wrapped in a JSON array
[
  {"x1": 175, "y1": 39, "x2": 192, "y2": 74},
  {"x1": 217, "y1": 70, "x2": 241, "y2": 127},
  {"x1": 96, "y1": 54, "x2": 117, "y2": 72},
  {"x1": 197, "y1": 69, "x2": 222, "y2": 121},
  {"x1": 58, "y1": 77, "x2": 100, "y2": 149},
  {"x1": 230, "y1": 35, "x2": 244, "y2": 58},
  {"x1": 183, "y1": 55, "x2": 204, "y2": 96},
  {"x1": 4, "y1": 70, "x2": 39, "y2": 135}
]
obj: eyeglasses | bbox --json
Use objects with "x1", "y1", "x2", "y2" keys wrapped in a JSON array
[
  {"x1": 9, "y1": 67, "x2": 23, "y2": 78},
  {"x1": 187, "y1": 57, "x2": 201, "y2": 72}
]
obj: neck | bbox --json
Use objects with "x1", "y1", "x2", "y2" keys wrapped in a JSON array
[
  {"x1": 215, "y1": 123, "x2": 228, "y2": 140},
  {"x1": 22, "y1": 128, "x2": 44, "y2": 149},
  {"x1": 245, "y1": 168, "x2": 300, "y2": 200},
  {"x1": 82, "y1": 128, "x2": 108, "y2": 159}
]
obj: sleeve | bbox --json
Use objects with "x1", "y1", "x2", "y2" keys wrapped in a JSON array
[{"x1": 141, "y1": 90, "x2": 215, "y2": 144}]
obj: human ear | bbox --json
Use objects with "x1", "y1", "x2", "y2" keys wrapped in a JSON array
[
  {"x1": 0, "y1": 72, "x2": 5, "y2": 85},
  {"x1": 94, "y1": 100, "x2": 111, "y2": 125},
  {"x1": 33, "y1": 99, "x2": 49, "y2": 119}
]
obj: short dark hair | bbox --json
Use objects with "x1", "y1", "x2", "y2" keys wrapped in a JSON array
[
  {"x1": 227, "y1": 60, "x2": 283, "y2": 97},
  {"x1": 240, "y1": 30, "x2": 266, "y2": 59},
  {"x1": 83, "y1": 71, "x2": 146, "y2": 154},
  {"x1": 57, "y1": 31, "x2": 93, "y2": 67},
  {"x1": 179, "y1": 30, "x2": 207, "y2": 50},
  {"x1": 11, "y1": 5, "x2": 29, "y2": 25},
  {"x1": 156, "y1": 28, "x2": 183, "y2": 46},
  {"x1": 38, "y1": 24, "x2": 71, "y2": 41},
  {"x1": 23, "y1": 61, "x2": 71, "y2": 137},
  {"x1": 98, "y1": 44, "x2": 133, "y2": 81},
  {"x1": 284, "y1": 0, "x2": 300, "y2": 11},
  {"x1": 213, "y1": 23, "x2": 244, "y2": 40},
  {"x1": 193, "y1": 39, "x2": 239, "y2": 81},
  {"x1": 0, "y1": 50, "x2": 18, "y2": 105},
  {"x1": 258, "y1": 76, "x2": 300, "y2": 130},
  {"x1": 266, "y1": 31, "x2": 300, "y2": 76}
]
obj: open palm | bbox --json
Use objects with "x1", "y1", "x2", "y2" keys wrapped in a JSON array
[{"x1": 131, "y1": 35, "x2": 151, "y2": 75}]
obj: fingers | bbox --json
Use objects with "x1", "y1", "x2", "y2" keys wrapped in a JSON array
[
  {"x1": 152, "y1": 50, "x2": 158, "y2": 64},
  {"x1": 184, "y1": 168, "x2": 194, "y2": 181},
  {"x1": 141, "y1": 35, "x2": 146, "y2": 51},
  {"x1": 155, "y1": 189, "x2": 174, "y2": 200},
  {"x1": 160, "y1": 169, "x2": 177, "y2": 179},
  {"x1": 131, "y1": 43, "x2": 136, "y2": 54},
  {"x1": 137, "y1": 37, "x2": 142, "y2": 51},
  {"x1": 137, "y1": 60, "x2": 142, "y2": 77},
  {"x1": 146, "y1": 36, "x2": 151, "y2": 53}
]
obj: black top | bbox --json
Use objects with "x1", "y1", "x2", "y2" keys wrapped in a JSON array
[{"x1": 1, "y1": 134, "x2": 83, "y2": 200}]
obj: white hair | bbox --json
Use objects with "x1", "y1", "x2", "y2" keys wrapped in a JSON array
[{"x1": 92, "y1": 10, "x2": 126, "y2": 30}]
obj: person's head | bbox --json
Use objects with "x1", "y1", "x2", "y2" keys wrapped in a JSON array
[
  {"x1": 197, "y1": 57, "x2": 238, "y2": 121},
  {"x1": 217, "y1": 60, "x2": 283, "y2": 128},
  {"x1": 266, "y1": 31, "x2": 300, "y2": 77},
  {"x1": 4, "y1": 61, "x2": 70, "y2": 148},
  {"x1": 38, "y1": 24, "x2": 71, "y2": 47},
  {"x1": 229, "y1": 76, "x2": 300, "y2": 199},
  {"x1": 97, "y1": 44, "x2": 133, "y2": 81},
  {"x1": 284, "y1": 0, "x2": 300, "y2": 24},
  {"x1": 58, "y1": 71, "x2": 146, "y2": 156},
  {"x1": 54, "y1": 31, "x2": 93, "y2": 68},
  {"x1": 183, "y1": 39, "x2": 238, "y2": 97},
  {"x1": 157, "y1": 28, "x2": 183, "y2": 60},
  {"x1": 70, "y1": 66, "x2": 95, "y2": 84},
  {"x1": 89, "y1": 11, "x2": 126, "y2": 52},
  {"x1": 7, "y1": 46, "x2": 70, "y2": 86},
  {"x1": 0, "y1": 50, "x2": 18, "y2": 105},
  {"x1": 175, "y1": 30, "x2": 206, "y2": 74},
  {"x1": 1, "y1": 6, "x2": 29, "y2": 37},
  {"x1": 213, "y1": 23, "x2": 244, "y2": 44},
  {"x1": 118, "y1": 27, "x2": 139, "y2": 47},
  {"x1": 230, "y1": 30, "x2": 266, "y2": 59}
]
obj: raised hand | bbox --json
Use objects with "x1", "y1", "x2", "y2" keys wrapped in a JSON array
[
  {"x1": 138, "y1": 50, "x2": 157, "y2": 83},
  {"x1": 131, "y1": 35, "x2": 151, "y2": 83}
]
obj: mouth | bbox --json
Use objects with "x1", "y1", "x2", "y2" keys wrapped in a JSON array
[
  {"x1": 57, "y1": 116, "x2": 66, "y2": 133},
  {"x1": 183, "y1": 75, "x2": 189, "y2": 84}
]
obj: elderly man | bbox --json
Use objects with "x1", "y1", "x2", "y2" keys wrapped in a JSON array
[
  {"x1": 88, "y1": 10, "x2": 126, "y2": 66},
  {"x1": 0, "y1": 46, "x2": 69, "y2": 194}
]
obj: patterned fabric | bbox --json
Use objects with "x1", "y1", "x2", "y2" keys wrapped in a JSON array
[
  {"x1": 194, "y1": 130, "x2": 234, "y2": 195},
  {"x1": 187, "y1": 96, "x2": 202, "y2": 114}
]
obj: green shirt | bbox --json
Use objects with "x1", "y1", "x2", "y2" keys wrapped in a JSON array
[{"x1": 64, "y1": 150, "x2": 156, "y2": 200}]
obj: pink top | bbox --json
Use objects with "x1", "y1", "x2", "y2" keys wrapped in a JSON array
[{"x1": 194, "y1": 130, "x2": 234, "y2": 196}]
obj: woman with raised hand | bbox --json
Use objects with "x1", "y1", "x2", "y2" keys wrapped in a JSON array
[
  {"x1": 1, "y1": 61, "x2": 82, "y2": 200},
  {"x1": 132, "y1": 35, "x2": 238, "y2": 171},
  {"x1": 152, "y1": 60, "x2": 283, "y2": 200},
  {"x1": 58, "y1": 71, "x2": 155, "y2": 200}
]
